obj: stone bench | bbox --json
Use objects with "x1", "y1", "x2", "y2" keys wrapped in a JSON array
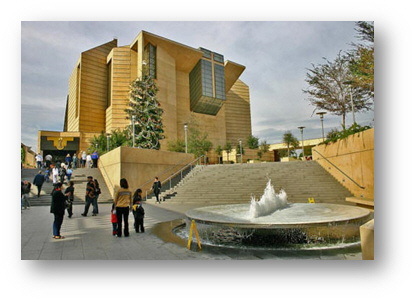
[{"x1": 346, "y1": 197, "x2": 374, "y2": 212}]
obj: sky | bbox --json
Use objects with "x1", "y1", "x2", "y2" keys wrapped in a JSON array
[{"x1": 21, "y1": 21, "x2": 374, "y2": 150}]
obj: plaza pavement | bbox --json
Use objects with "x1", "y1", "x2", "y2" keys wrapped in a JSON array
[
  {"x1": 21, "y1": 169, "x2": 363, "y2": 260},
  {"x1": 21, "y1": 203, "x2": 363, "y2": 260}
]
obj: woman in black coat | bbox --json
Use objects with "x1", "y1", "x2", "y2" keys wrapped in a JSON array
[{"x1": 50, "y1": 183, "x2": 67, "y2": 239}]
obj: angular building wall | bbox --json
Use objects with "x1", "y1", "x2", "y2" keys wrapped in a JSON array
[{"x1": 50, "y1": 31, "x2": 252, "y2": 163}]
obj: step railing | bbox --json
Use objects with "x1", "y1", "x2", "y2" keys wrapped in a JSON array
[
  {"x1": 313, "y1": 149, "x2": 365, "y2": 189},
  {"x1": 141, "y1": 155, "x2": 207, "y2": 200}
]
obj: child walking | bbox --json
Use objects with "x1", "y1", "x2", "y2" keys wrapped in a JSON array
[
  {"x1": 111, "y1": 203, "x2": 117, "y2": 236},
  {"x1": 132, "y1": 189, "x2": 145, "y2": 233}
]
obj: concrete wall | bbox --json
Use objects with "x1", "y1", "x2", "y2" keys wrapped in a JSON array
[
  {"x1": 312, "y1": 128, "x2": 374, "y2": 199},
  {"x1": 99, "y1": 146, "x2": 195, "y2": 197}
]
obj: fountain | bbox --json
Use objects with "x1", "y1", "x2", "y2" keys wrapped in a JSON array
[{"x1": 181, "y1": 180, "x2": 372, "y2": 249}]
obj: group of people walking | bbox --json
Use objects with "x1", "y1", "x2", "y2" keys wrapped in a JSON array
[{"x1": 49, "y1": 176, "x2": 162, "y2": 240}]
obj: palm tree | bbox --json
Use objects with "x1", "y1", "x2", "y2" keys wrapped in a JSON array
[{"x1": 282, "y1": 131, "x2": 299, "y2": 159}]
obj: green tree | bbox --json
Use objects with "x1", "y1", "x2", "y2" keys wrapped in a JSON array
[
  {"x1": 215, "y1": 145, "x2": 223, "y2": 163},
  {"x1": 188, "y1": 127, "x2": 213, "y2": 157},
  {"x1": 246, "y1": 134, "x2": 259, "y2": 149},
  {"x1": 223, "y1": 141, "x2": 232, "y2": 162},
  {"x1": 282, "y1": 131, "x2": 299, "y2": 159},
  {"x1": 125, "y1": 75, "x2": 165, "y2": 149},
  {"x1": 89, "y1": 131, "x2": 107, "y2": 154},
  {"x1": 167, "y1": 139, "x2": 186, "y2": 153},
  {"x1": 257, "y1": 140, "x2": 270, "y2": 160},
  {"x1": 303, "y1": 51, "x2": 372, "y2": 127},
  {"x1": 348, "y1": 21, "x2": 374, "y2": 100}
]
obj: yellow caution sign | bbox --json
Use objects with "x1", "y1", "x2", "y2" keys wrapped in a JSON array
[
  {"x1": 187, "y1": 220, "x2": 202, "y2": 250},
  {"x1": 308, "y1": 198, "x2": 315, "y2": 203}
]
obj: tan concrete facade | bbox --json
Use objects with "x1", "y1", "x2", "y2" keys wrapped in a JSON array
[
  {"x1": 39, "y1": 31, "x2": 252, "y2": 163},
  {"x1": 312, "y1": 128, "x2": 374, "y2": 200},
  {"x1": 99, "y1": 146, "x2": 194, "y2": 198}
]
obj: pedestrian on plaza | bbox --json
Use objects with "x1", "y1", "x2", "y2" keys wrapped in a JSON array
[
  {"x1": 50, "y1": 182, "x2": 66, "y2": 239},
  {"x1": 65, "y1": 153, "x2": 72, "y2": 168},
  {"x1": 45, "y1": 154, "x2": 52, "y2": 169},
  {"x1": 132, "y1": 188, "x2": 145, "y2": 233},
  {"x1": 66, "y1": 167, "x2": 73, "y2": 183},
  {"x1": 21, "y1": 180, "x2": 32, "y2": 210},
  {"x1": 64, "y1": 181, "x2": 74, "y2": 218},
  {"x1": 35, "y1": 153, "x2": 43, "y2": 170},
  {"x1": 152, "y1": 177, "x2": 162, "y2": 204},
  {"x1": 52, "y1": 164, "x2": 59, "y2": 187},
  {"x1": 81, "y1": 151, "x2": 87, "y2": 168},
  {"x1": 44, "y1": 167, "x2": 50, "y2": 183},
  {"x1": 91, "y1": 150, "x2": 99, "y2": 168},
  {"x1": 92, "y1": 179, "x2": 101, "y2": 216},
  {"x1": 72, "y1": 153, "x2": 78, "y2": 169},
  {"x1": 59, "y1": 163, "x2": 67, "y2": 184},
  {"x1": 111, "y1": 203, "x2": 117, "y2": 236},
  {"x1": 33, "y1": 170, "x2": 45, "y2": 198},
  {"x1": 86, "y1": 153, "x2": 92, "y2": 169},
  {"x1": 81, "y1": 176, "x2": 96, "y2": 217},
  {"x1": 114, "y1": 178, "x2": 133, "y2": 237}
]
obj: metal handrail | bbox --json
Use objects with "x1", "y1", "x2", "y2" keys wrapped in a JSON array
[
  {"x1": 313, "y1": 149, "x2": 365, "y2": 189},
  {"x1": 137, "y1": 156, "x2": 194, "y2": 190},
  {"x1": 142, "y1": 154, "x2": 206, "y2": 200}
]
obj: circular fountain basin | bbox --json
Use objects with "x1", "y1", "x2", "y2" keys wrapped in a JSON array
[{"x1": 185, "y1": 203, "x2": 371, "y2": 248}]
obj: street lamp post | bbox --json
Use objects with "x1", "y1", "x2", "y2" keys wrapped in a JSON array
[
  {"x1": 349, "y1": 86, "x2": 356, "y2": 124},
  {"x1": 298, "y1": 126, "x2": 305, "y2": 161},
  {"x1": 316, "y1": 111, "x2": 327, "y2": 142},
  {"x1": 184, "y1": 123, "x2": 188, "y2": 153},
  {"x1": 239, "y1": 140, "x2": 242, "y2": 163},
  {"x1": 132, "y1": 115, "x2": 136, "y2": 148}
]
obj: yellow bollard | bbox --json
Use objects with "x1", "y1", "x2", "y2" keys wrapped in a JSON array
[
  {"x1": 187, "y1": 220, "x2": 202, "y2": 250},
  {"x1": 308, "y1": 198, "x2": 315, "y2": 203}
]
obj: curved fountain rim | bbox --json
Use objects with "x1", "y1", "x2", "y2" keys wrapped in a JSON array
[{"x1": 185, "y1": 203, "x2": 372, "y2": 228}]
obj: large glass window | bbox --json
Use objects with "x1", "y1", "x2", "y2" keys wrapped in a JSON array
[
  {"x1": 189, "y1": 49, "x2": 226, "y2": 115},
  {"x1": 144, "y1": 43, "x2": 157, "y2": 78}
]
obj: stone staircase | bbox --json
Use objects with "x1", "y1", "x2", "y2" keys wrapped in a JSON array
[
  {"x1": 156, "y1": 161, "x2": 354, "y2": 206},
  {"x1": 23, "y1": 167, "x2": 113, "y2": 207}
]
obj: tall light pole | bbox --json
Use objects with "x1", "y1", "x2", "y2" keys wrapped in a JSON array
[
  {"x1": 316, "y1": 111, "x2": 326, "y2": 142},
  {"x1": 132, "y1": 115, "x2": 136, "y2": 148},
  {"x1": 298, "y1": 126, "x2": 305, "y2": 161},
  {"x1": 239, "y1": 139, "x2": 243, "y2": 163},
  {"x1": 349, "y1": 86, "x2": 356, "y2": 125},
  {"x1": 343, "y1": 81, "x2": 356, "y2": 125},
  {"x1": 184, "y1": 123, "x2": 188, "y2": 153}
]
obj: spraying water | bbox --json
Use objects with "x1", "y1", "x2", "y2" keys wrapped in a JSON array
[{"x1": 248, "y1": 179, "x2": 288, "y2": 219}]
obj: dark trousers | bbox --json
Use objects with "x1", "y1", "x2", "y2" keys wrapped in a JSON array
[
  {"x1": 36, "y1": 185, "x2": 42, "y2": 197},
  {"x1": 116, "y1": 207, "x2": 130, "y2": 237},
  {"x1": 83, "y1": 196, "x2": 94, "y2": 215},
  {"x1": 155, "y1": 192, "x2": 160, "y2": 202},
  {"x1": 134, "y1": 213, "x2": 144, "y2": 232},
  {"x1": 53, "y1": 214, "x2": 64, "y2": 236},
  {"x1": 67, "y1": 202, "x2": 73, "y2": 217},
  {"x1": 93, "y1": 159, "x2": 98, "y2": 168}
]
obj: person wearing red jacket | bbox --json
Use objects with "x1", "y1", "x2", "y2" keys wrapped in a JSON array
[{"x1": 111, "y1": 203, "x2": 117, "y2": 236}]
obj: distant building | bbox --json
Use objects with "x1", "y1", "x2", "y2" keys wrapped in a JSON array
[{"x1": 38, "y1": 31, "x2": 252, "y2": 163}]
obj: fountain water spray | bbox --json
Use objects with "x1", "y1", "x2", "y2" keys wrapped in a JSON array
[{"x1": 248, "y1": 179, "x2": 288, "y2": 219}]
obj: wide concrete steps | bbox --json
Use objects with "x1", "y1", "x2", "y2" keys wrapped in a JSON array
[
  {"x1": 25, "y1": 167, "x2": 113, "y2": 207},
  {"x1": 161, "y1": 161, "x2": 353, "y2": 205}
]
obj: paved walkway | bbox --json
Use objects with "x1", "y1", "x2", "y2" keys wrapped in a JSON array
[
  {"x1": 21, "y1": 204, "x2": 363, "y2": 260},
  {"x1": 21, "y1": 169, "x2": 362, "y2": 260}
]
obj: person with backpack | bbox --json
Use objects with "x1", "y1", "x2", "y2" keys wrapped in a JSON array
[
  {"x1": 81, "y1": 176, "x2": 96, "y2": 217},
  {"x1": 132, "y1": 189, "x2": 145, "y2": 233},
  {"x1": 92, "y1": 178, "x2": 101, "y2": 216},
  {"x1": 59, "y1": 164, "x2": 67, "y2": 184},
  {"x1": 21, "y1": 180, "x2": 32, "y2": 210},
  {"x1": 33, "y1": 170, "x2": 45, "y2": 198}
]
